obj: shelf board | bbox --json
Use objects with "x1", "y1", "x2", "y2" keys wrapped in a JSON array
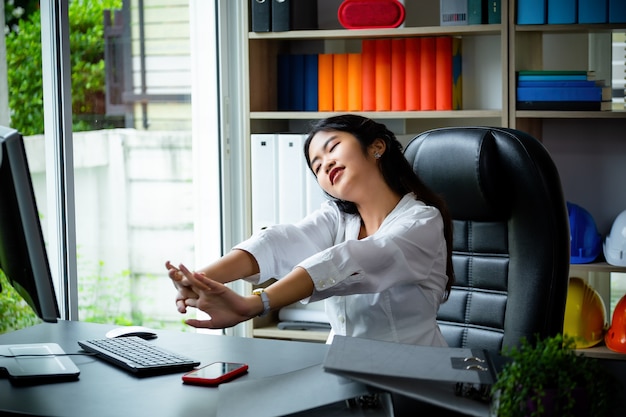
[
  {"x1": 249, "y1": 25, "x2": 503, "y2": 40},
  {"x1": 515, "y1": 23, "x2": 626, "y2": 33},
  {"x1": 570, "y1": 262, "x2": 626, "y2": 274},
  {"x1": 576, "y1": 344, "x2": 626, "y2": 360},
  {"x1": 253, "y1": 325, "x2": 329, "y2": 342},
  {"x1": 250, "y1": 110, "x2": 503, "y2": 120},
  {"x1": 516, "y1": 110, "x2": 626, "y2": 119}
]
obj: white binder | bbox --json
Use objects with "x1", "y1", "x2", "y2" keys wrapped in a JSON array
[
  {"x1": 250, "y1": 134, "x2": 278, "y2": 231},
  {"x1": 277, "y1": 133, "x2": 307, "y2": 224}
]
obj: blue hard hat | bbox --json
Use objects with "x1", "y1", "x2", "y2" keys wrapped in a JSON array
[{"x1": 567, "y1": 202, "x2": 601, "y2": 264}]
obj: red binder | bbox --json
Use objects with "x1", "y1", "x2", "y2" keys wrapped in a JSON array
[
  {"x1": 435, "y1": 36, "x2": 453, "y2": 110},
  {"x1": 391, "y1": 38, "x2": 406, "y2": 111},
  {"x1": 405, "y1": 38, "x2": 421, "y2": 111},
  {"x1": 420, "y1": 37, "x2": 436, "y2": 111},
  {"x1": 361, "y1": 39, "x2": 377, "y2": 111},
  {"x1": 375, "y1": 39, "x2": 392, "y2": 111}
]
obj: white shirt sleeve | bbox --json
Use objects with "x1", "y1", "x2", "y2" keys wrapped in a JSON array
[
  {"x1": 234, "y1": 194, "x2": 448, "y2": 303},
  {"x1": 233, "y1": 200, "x2": 341, "y2": 284},
  {"x1": 301, "y1": 197, "x2": 447, "y2": 302}
]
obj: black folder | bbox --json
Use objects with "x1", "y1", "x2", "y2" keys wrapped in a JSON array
[
  {"x1": 251, "y1": 0, "x2": 271, "y2": 32},
  {"x1": 271, "y1": 0, "x2": 290, "y2": 32},
  {"x1": 323, "y1": 336, "x2": 500, "y2": 416},
  {"x1": 271, "y1": 0, "x2": 318, "y2": 32}
]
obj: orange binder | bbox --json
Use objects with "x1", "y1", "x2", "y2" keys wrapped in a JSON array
[
  {"x1": 361, "y1": 39, "x2": 377, "y2": 111},
  {"x1": 435, "y1": 37, "x2": 453, "y2": 110},
  {"x1": 405, "y1": 37, "x2": 421, "y2": 111},
  {"x1": 347, "y1": 53, "x2": 363, "y2": 111},
  {"x1": 375, "y1": 39, "x2": 392, "y2": 111},
  {"x1": 420, "y1": 37, "x2": 436, "y2": 111},
  {"x1": 391, "y1": 38, "x2": 406, "y2": 111},
  {"x1": 318, "y1": 53, "x2": 334, "y2": 112},
  {"x1": 333, "y1": 53, "x2": 349, "y2": 111}
]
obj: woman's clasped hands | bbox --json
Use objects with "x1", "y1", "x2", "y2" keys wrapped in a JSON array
[{"x1": 165, "y1": 261, "x2": 260, "y2": 329}]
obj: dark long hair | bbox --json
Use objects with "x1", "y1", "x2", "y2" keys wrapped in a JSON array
[{"x1": 304, "y1": 114, "x2": 454, "y2": 299}]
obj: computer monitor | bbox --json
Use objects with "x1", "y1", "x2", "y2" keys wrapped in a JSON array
[{"x1": 0, "y1": 126, "x2": 60, "y2": 322}]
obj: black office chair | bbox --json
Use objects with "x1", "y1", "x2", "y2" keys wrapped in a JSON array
[{"x1": 404, "y1": 127, "x2": 570, "y2": 353}]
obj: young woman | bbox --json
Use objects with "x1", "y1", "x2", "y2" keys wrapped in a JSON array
[{"x1": 166, "y1": 114, "x2": 454, "y2": 346}]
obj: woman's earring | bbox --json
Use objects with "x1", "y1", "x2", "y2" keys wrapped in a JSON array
[{"x1": 374, "y1": 152, "x2": 381, "y2": 159}]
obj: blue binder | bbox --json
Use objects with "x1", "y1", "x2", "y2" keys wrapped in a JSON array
[
  {"x1": 289, "y1": 54, "x2": 305, "y2": 111},
  {"x1": 548, "y1": 0, "x2": 577, "y2": 23},
  {"x1": 277, "y1": 54, "x2": 290, "y2": 111},
  {"x1": 517, "y1": 0, "x2": 546, "y2": 24},
  {"x1": 578, "y1": 0, "x2": 608, "y2": 23},
  {"x1": 303, "y1": 54, "x2": 318, "y2": 112},
  {"x1": 609, "y1": 0, "x2": 626, "y2": 22}
]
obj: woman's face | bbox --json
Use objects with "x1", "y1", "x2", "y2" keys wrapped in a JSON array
[{"x1": 308, "y1": 130, "x2": 380, "y2": 201}]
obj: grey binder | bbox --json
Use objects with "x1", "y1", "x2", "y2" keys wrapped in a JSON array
[{"x1": 323, "y1": 336, "x2": 498, "y2": 416}]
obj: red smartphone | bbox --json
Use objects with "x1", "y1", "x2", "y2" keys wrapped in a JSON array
[{"x1": 182, "y1": 362, "x2": 248, "y2": 386}]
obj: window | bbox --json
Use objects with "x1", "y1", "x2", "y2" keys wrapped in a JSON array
[{"x1": 2, "y1": 0, "x2": 222, "y2": 332}]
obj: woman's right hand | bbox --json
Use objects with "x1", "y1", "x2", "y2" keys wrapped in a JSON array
[{"x1": 165, "y1": 261, "x2": 200, "y2": 314}]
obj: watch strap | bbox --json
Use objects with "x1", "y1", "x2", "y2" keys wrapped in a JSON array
[{"x1": 252, "y1": 288, "x2": 270, "y2": 317}]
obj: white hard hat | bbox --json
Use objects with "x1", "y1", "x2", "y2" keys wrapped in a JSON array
[{"x1": 604, "y1": 210, "x2": 626, "y2": 266}]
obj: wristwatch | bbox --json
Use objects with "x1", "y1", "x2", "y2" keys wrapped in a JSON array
[{"x1": 252, "y1": 288, "x2": 270, "y2": 317}]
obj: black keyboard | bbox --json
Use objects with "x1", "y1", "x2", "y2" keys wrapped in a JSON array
[{"x1": 78, "y1": 337, "x2": 200, "y2": 376}]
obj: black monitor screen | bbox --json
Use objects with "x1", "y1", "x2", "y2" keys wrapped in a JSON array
[{"x1": 0, "y1": 126, "x2": 60, "y2": 322}]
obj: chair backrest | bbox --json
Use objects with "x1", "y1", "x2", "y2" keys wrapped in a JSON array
[{"x1": 404, "y1": 127, "x2": 570, "y2": 352}]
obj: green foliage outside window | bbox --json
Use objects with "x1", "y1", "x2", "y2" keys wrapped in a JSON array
[
  {"x1": 0, "y1": 268, "x2": 41, "y2": 334},
  {"x1": 5, "y1": 0, "x2": 122, "y2": 135},
  {"x1": 3, "y1": 0, "x2": 39, "y2": 34},
  {"x1": 77, "y1": 259, "x2": 135, "y2": 326}
]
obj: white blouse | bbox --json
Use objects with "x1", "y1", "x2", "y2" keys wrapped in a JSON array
[{"x1": 234, "y1": 193, "x2": 449, "y2": 347}]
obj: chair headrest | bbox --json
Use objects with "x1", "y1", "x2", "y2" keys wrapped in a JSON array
[{"x1": 404, "y1": 128, "x2": 509, "y2": 220}]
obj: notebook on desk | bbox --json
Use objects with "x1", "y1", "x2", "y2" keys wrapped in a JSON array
[{"x1": 0, "y1": 343, "x2": 81, "y2": 385}]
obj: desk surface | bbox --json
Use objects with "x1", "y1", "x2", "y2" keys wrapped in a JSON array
[{"x1": 0, "y1": 321, "x2": 340, "y2": 417}]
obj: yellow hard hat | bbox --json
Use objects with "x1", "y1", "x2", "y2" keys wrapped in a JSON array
[{"x1": 563, "y1": 277, "x2": 607, "y2": 348}]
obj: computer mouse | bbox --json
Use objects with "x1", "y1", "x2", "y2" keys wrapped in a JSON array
[{"x1": 105, "y1": 326, "x2": 158, "y2": 340}]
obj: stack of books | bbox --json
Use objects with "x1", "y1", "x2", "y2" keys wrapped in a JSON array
[
  {"x1": 277, "y1": 36, "x2": 463, "y2": 113},
  {"x1": 516, "y1": 70, "x2": 612, "y2": 111}
]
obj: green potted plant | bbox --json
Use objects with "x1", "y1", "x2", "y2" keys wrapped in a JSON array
[{"x1": 491, "y1": 333, "x2": 619, "y2": 417}]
